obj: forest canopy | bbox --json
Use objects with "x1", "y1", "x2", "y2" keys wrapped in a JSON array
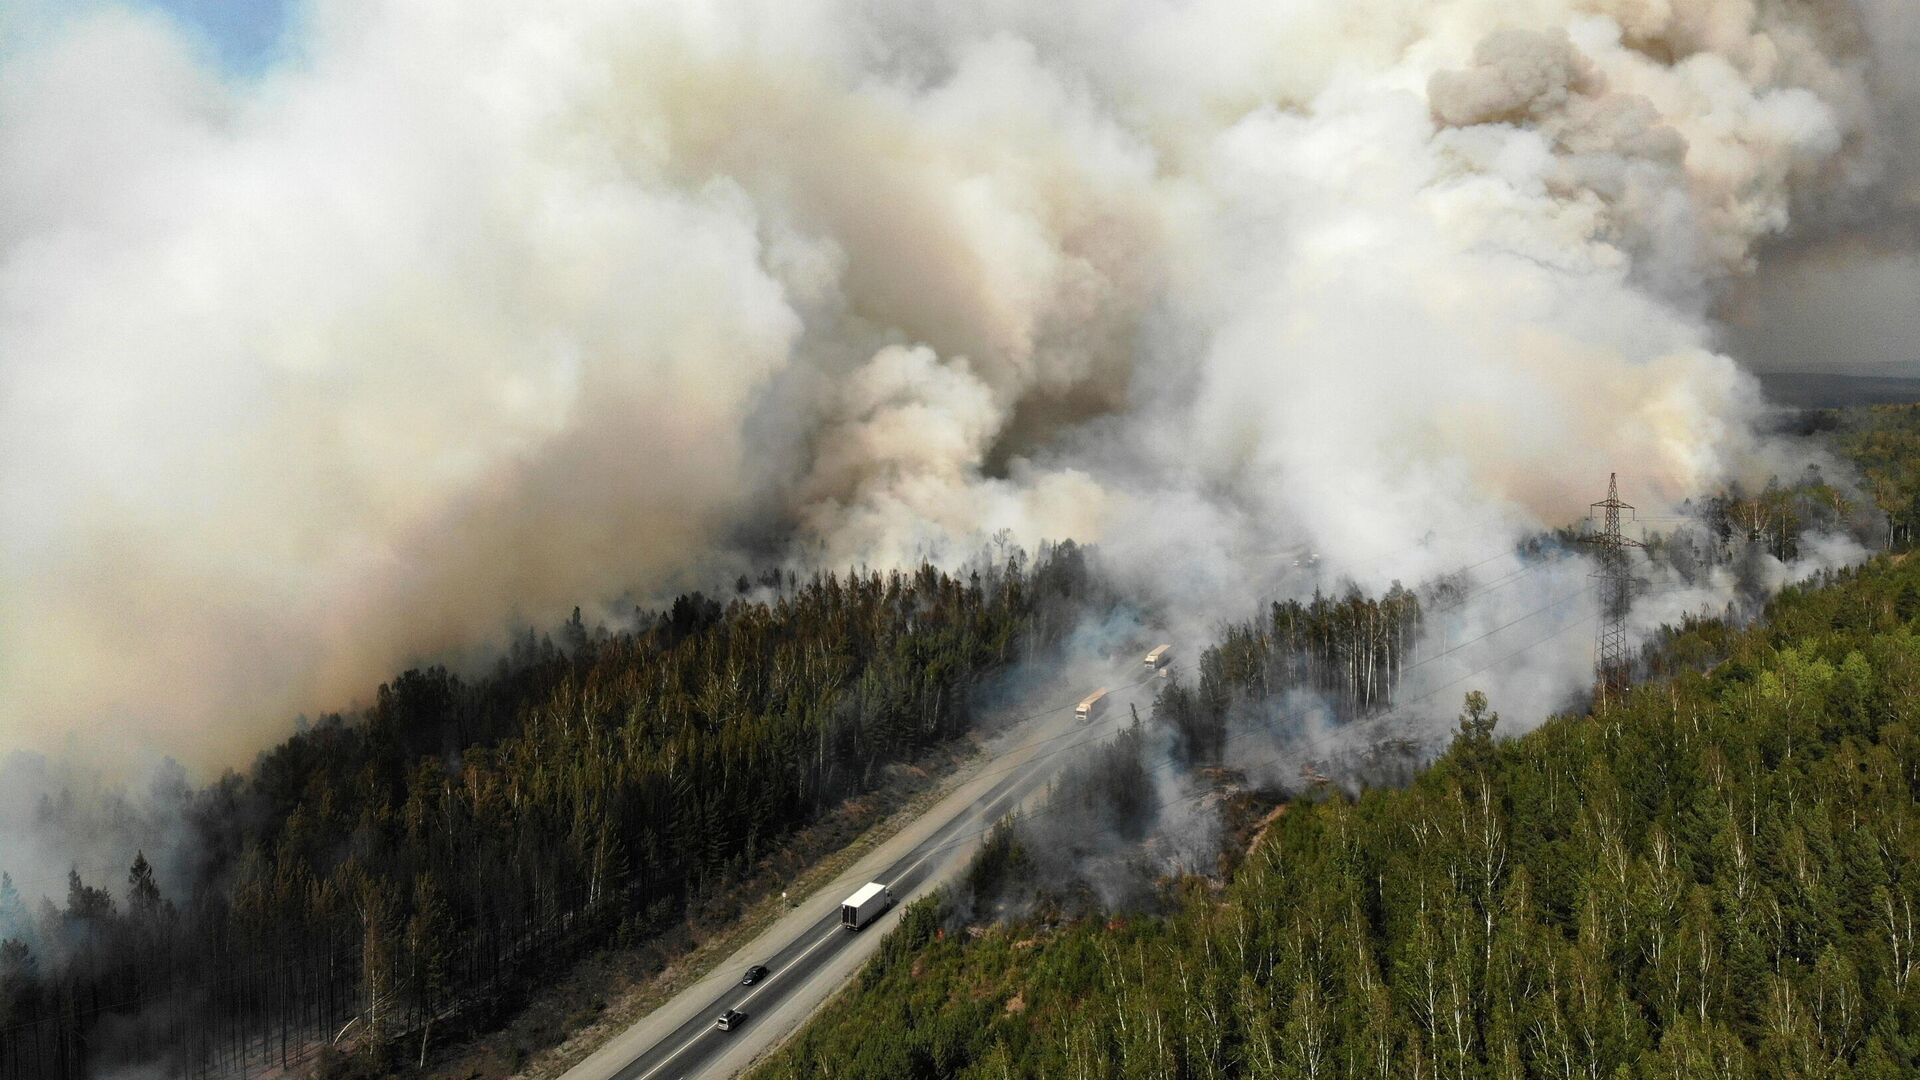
[
  {"x1": 0, "y1": 544, "x2": 1106, "y2": 1079},
  {"x1": 752, "y1": 550, "x2": 1920, "y2": 1079}
]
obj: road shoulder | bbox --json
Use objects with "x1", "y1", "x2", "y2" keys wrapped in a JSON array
[{"x1": 422, "y1": 739, "x2": 985, "y2": 1080}]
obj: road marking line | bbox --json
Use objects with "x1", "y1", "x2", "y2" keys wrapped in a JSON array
[
  {"x1": 626, "y1": 697, "x2": 1128, "y2": 1079},
  {"x1": 631, "y1": 1029, "x2": 702, "y2": 1080},
  {"x1": 630, "y1": 813, "x2": 1002, "y2": 1080},
  {"x1": 735, "y1": 927, "x2": 841, "y2": 1010},
  {"x1": 880, "y1": 706, "x2": 1106, "y2": 891},
  {"x1": 632, "y1": 1020, "x2": 716, "y2": 1080},
  {"x1": 633, "y1": 914, "x2": 844, "y2": 1076}
]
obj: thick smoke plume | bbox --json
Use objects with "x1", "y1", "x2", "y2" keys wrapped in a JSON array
[
  {"x1": 0, "y1": 0, "x2": 1904, "y2": 768},
  {"x1": 1723, "y1": 0, "x2": 1920, "y2": 374}
]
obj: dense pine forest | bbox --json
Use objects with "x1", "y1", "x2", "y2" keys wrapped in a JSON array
[
  {"x1": 0, "y1": 545, "x2": 1107, "y2": 1078},
  {"x1": 4, "y1": 406, "x2": 1918, "y2": 1078},
  {"x1": 1154, "y1": 587, "x2": 1425, "y2": 768},
  {"x1": 1829, "y1": 404, "x2": 1920, "y2": 552},
  {"x1": 750, "y1": 547, "x2": 1920, "y2": 1079}
]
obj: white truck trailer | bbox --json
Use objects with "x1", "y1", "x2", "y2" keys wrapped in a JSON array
[
  {"x1": 1144, "y1": 644, "x2": 1172, "y2": 672},
  {"x1": 1075, "y1": 689, "x2": 1110, "y2": 724},
  {"x1": 840, "y1": 882, "x2": 893, "y2": 930}
]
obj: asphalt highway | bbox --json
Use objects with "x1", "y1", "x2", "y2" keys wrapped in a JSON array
[
  {"x1": 605, "y1": 759, "x2": 1046, "y2": 1080},
  {"x1": 560, "y1": 664, "x2": 1159, "y2": 1080}
]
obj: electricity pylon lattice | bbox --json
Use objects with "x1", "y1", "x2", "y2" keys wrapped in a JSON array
[{"x1": 1580, "y1": 473, "x2": 1642, "y2": 708}]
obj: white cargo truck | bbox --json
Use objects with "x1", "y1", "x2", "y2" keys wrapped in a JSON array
[
  {"x1": 1144, "y1": 644, "x2": 1172, "y2": 672},
  {"x1": 1075, "y1": 689, "x2": 1110, "y2": 724},
  {"x1": 840, "y1": 882, "x2": 893, "y2": 930}
]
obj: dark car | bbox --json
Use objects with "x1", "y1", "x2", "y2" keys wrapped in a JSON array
[
  {"x1": 741, "y1": 964, "x2": 770, "y2": 986},
  {"x1": 716, "y1": 1009, "x2": 746, "y2": 1032}
]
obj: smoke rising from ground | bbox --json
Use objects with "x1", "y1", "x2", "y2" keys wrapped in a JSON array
[{"x1": 0, "y1": 0, "x2": 1903, "y2": 767}]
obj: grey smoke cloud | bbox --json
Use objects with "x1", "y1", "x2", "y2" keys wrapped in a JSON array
[
  {"x1": 0, "y1": 0, "x2": 1901, "y2": 767},
  {"x1": 1720, "y1": 0, "x2": 1920, "y2": 375}
]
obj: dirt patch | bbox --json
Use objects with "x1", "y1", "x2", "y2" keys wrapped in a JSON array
[
  {"x1": 418, "y1": 738, "x2": 987, "y2": 1080},
  {"x1": 1205, "y1": 779, "x2": 1287, "y2": 881},
  {"x1": 1243, "y1": 803, "x2": 1289, "y2": 856}
]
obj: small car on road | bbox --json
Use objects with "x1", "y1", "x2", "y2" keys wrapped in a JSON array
[
  {"x1": 741, "y1": 964, "x2": 769, "y2": 985},
  {"x1": 716, "y1": 1008, "x2": 746, "y2": 1031}
]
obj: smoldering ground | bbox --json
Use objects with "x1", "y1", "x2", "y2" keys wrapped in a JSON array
[{"x1": 950, "y1": 473, "x2": 1879, "y2": 923}]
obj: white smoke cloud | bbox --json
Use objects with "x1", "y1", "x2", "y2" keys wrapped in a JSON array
[{"x1": 0, "y1": 0, "x2": 1898, "y2": 767}]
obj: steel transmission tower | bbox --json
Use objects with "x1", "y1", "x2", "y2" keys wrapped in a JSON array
[{"x1": 1581, "y1": 473, "x2": 1643, "y2": 708}]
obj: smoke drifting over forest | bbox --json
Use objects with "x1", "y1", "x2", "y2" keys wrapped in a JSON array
[{"x1": 0, "y1": 0, "x2": 1914, "y2": 769}]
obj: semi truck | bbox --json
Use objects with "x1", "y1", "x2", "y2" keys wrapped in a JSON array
[
  {"x1": 840, "y1": 882, "x2": 893, "y2": 930},
  {"x1": 1075, "y1": 689, "x2": 1110, "y2": 724},
  {"x1": 1144, "y1": 644, "x2": 1172, "y2": 672}
]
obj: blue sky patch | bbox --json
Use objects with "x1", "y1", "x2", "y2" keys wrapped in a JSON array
[{"x1": 147, "y1": 0, "x2": 294, "y2": 73}]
